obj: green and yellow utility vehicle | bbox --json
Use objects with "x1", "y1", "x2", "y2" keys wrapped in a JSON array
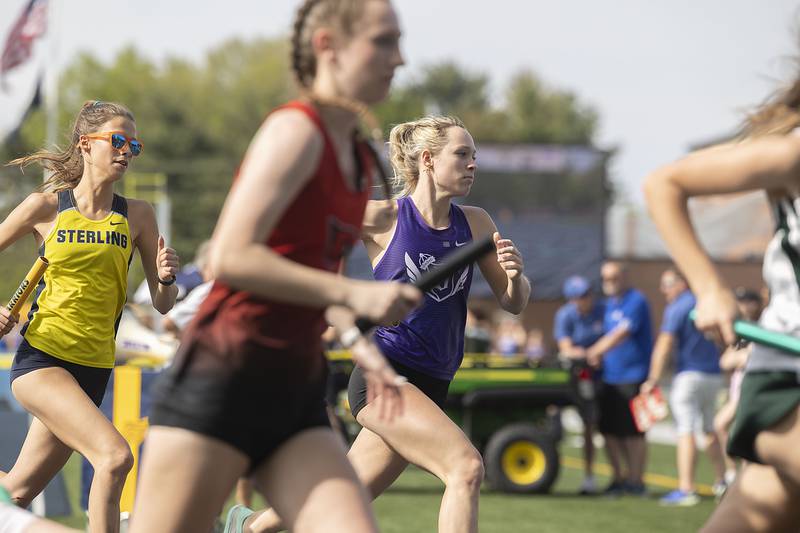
[{"x1": 330, "y1": 352, "x2": 577, "y2": 494}]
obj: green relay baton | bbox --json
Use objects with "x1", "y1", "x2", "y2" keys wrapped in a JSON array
[{"x1": 689, "y1": 309, "x2": 800, "y2": 355}]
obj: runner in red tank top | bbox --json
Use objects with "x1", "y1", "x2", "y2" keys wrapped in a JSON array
[
  {"x1": 191, "y1": 100, "x2": 376, "y2": 357},
  {"x1": 130, "y1": 2, "x2": 420, "y2": 532}
]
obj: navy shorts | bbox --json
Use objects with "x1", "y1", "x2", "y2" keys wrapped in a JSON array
[
  {"x1": 348, "y1": 358, "x2": 451, "y2": 419},
  {"x1": 597, "y1": 381, "x2": 645, "y2": 437},
  {"x1": 10, "y1": 339, "x2": 112, "y2": 406}
]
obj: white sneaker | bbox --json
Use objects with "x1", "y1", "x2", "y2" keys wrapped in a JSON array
[
  {"x1": 224, "y1": 505, "x2": 254, "y2": 533},
  {"x1": 712, "y1": 481, "x2": 729, "y2": 501},
  {"x1": 579, "y1": 477, "x2": 597, "y2": 495}
]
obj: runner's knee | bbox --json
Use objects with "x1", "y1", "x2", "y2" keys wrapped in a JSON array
[
  {"x1": 446, "y1": 447, "x2": 484, "y2": 490},
  {"x1": 763, "y1": 451, "x2": 800, "y2": 488},
  {"x1": 94, "y1": 443, "x2": 134, "y2": 481}
]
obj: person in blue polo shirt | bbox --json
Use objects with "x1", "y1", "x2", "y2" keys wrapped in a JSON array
[
  {"x1": 586, "y1": 261, "x2": 653, "y2": 496},
  {"x1": 554, "y1": 275, "x2": 605, "y2": 494},
  {"x1": 641, "y1": 268, "x2": 727, "y2": 506}
]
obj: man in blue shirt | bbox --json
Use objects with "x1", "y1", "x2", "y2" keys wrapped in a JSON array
[
  {"x1": 554, "y1": 275, "x2": 605, "y2": 494},
  {"x1": 587, "y1": 261, "x2": 653, "y2": 496},
  {"x1": 641, "y1": 268, "x2": 726, "y2": 506}
]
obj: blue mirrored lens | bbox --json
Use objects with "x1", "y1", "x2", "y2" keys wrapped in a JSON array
[
  {"x1": 129, "y1": 141, "x2": 142, "y2": 156},
  {"x1": 110, "y1": 133, "x2": 126, "y2": 149}
]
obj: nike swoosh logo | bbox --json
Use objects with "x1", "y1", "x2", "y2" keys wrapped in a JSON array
[
  {"x1": 455, "y1": 241, "x2": 468, "y2": 247},
  {"x1": 110, "y1": 221, "x2": 125, "y2": 226}
]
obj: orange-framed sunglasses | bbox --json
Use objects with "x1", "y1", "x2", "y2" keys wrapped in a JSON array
[{"x1": 83, "y1": 131, "x2": 144, "y2": 156}]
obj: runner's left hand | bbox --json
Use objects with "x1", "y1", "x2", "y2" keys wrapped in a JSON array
[
  {"x1": 157, "y1": 235, "x2": 180, "y2": 282},
  {"x1": 494, "y1": 232, "x2": 523, "y2": 281}
]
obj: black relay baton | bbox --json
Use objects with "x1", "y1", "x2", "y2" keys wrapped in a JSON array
[{"x1": 355, "y1": 235, "x2": 496, "y2": 333}]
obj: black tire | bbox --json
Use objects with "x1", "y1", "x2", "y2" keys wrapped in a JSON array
[{"x1": 483, "y1": 423, "x2": 560, "y2": 494}]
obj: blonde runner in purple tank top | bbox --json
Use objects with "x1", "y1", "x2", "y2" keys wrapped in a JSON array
[{"x1": 372, "y1": 196, "x2": 474, "y2": 380}]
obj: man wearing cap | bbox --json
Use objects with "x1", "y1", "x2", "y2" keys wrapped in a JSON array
[
  {"x1": 586, "y1": 261, "x2": 653, "y2": 496},
  {"x1": 554, "y1": 275, "x2": 605, "y2": 494}
]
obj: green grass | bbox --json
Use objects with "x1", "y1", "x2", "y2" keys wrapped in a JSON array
[
  {"x1": 374, "y1": 440, "x2": 717, "y2": 533},
  {"x1": 52, "y1": 437, "x2": 720, "y2": 531}
]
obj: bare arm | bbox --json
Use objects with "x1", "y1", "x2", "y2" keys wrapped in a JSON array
[
  {"x1": 210, "y1": 110, "x2": 342, "y2": 303},
  {"x1": 0, "y1": 193, "x2": 56, "y2": 252},
  {"x1": 361, "y1": 199, "x2": 397, "y2": 239},
  {"x1": 130, "y1": 199, "x2": 179, "y2": 315},
  {"x1": 586, "y1": 325, "x2": 630, "y2": 367},
  {"x1": 0, "y1": 193, "x2": 57, "y2": 335},
  {"x1": 641, "y1": 332, "x2": 675, "y2": 394},
  {"x1": 644, "y1": 135, "x2": 800, "y2": 345},
  {"x1": 210, "y1": 110, "x2": 419, "y2": 324},
  {"x1": 557, "y1": 337, "x2": 586, "y2": 359},
  {"x1": 361, "y1": 199, "x2": 398, "y2": 263},
  {"x1": 463, "y1": 206, "x2": 531, "y2": 314}
]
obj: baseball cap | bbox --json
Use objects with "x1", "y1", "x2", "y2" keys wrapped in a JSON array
[
  {"x1": 563, "y1": 276, "x2": 591, "y2": 299},
  {"x1": 734, "y1": 286, "x2": 761, "y2": 304}
]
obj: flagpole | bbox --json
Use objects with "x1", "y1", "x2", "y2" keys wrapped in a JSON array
[
  {"x1": 31, "y1": 0, "x2": 58, "y2": 517},
  {"x1": 44, "y1": 0, "x2": 58, "y2": 175}
]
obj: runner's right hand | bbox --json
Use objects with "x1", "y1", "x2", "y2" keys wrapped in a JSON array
[
  {"x1": 346, "y1": 281, "x2": 421, "y2": 326},
  {"x1": 694, "y1": 286, "x2": 738, "y2": 347},
  {"x1": 0, "y1": 307, "x2": 18, "y2": 339},
  {"x1": 640, "y1": 379, "x2": 657, "y2": 395}
]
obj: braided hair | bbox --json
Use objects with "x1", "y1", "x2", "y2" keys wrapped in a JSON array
[{"x1": 290, "y1": 0, "x2": 393, "y2": 199}]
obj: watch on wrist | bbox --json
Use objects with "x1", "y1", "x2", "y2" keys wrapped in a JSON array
[{"x1": 340, "y1": 326, "x2": 363, "y2": 349}]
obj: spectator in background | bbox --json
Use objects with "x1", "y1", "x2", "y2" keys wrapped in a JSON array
[
  {"x1": 641, "y1": 267, "x2": 726, "y2": 506},
  {"x1": 553, "y1": 275, "x2": 605, "y2": 494},
  {"x1": 524, "y1": 328, "x2": 547, "y2": 365},
  {"x1": 464, "y1": 307, "x2": 492, "y2": 354},
  {"x1": 586, "y1": 261, "x2": 653, "y2": 496},
  {"x1": 714, "y1": 287, "x2": 764, "y2": 487},
  {"x1": 162, "y1": 240, "x2": 212, "y2": 336},
  {"x1": 736, "y1": 286, "x2": 765, "y2": 323},
  {"x1": 494, "y1": 316, "x2": 527, "y2": 356}
]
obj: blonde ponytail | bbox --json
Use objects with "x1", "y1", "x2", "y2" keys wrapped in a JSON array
[{"x1": 387, "y1": 115, "x2": 464, "y2": 197}]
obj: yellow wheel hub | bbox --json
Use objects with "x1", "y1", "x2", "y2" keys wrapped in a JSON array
[{"x1": 501, "y1": 440, "x2": 546, "y2": 486}]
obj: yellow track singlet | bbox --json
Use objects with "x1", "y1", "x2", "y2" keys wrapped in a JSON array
[{"x1": 22, "y1": 189, "x2": 133, "y2": 368}]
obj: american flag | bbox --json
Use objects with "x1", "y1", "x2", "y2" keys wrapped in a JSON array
[{"x1": 1, "y1": 0, "x2": 48, "y2": 78}]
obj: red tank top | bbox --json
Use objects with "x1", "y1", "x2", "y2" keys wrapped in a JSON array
[{"x1": 189, "y1": 100, "x2": 372, "y2": 356}]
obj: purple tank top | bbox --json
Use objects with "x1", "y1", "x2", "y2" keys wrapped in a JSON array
[{"x1": 372, "y1": 196, "x2": 474, "y2": 380}]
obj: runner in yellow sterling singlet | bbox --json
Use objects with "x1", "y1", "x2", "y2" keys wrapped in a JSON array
[
  {"x1": 23, "y1": 189, "x2": 133, "y2": 369},
  {"x1": 0, "y1": 100, "x2": 179, "y2": 533}
]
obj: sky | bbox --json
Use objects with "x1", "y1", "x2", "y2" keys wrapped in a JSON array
[{"x1": 1, "y1": 0, "x2": 797, "y2": 205}]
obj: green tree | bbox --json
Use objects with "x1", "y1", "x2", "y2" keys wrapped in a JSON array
[
  {"x1": 412, "y1": 61, "x2": 490, "y2": 116},
  {"x1": 503, "y1": 70, "x2": 598, "y2": 144},
  {"x1": 0, "y1": 41, "x2": 605, "y2": 299}
]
